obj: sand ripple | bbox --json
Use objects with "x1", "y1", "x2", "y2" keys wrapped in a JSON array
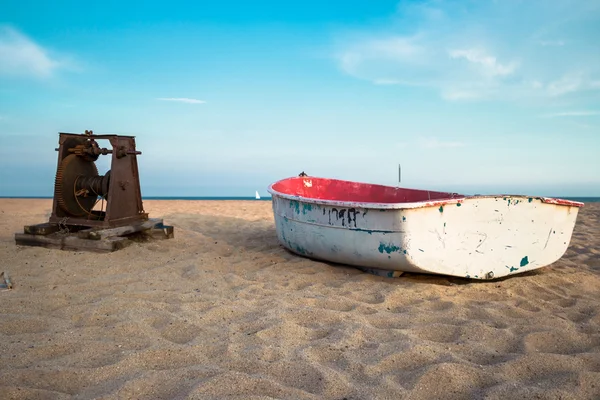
[{"x1": 0, "y1": 199, "x2": 599, "y2": 399}]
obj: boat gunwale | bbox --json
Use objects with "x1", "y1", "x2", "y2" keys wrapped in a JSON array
[{"x1": 267, "y1": 177, "x2": 585, "y2": 210}]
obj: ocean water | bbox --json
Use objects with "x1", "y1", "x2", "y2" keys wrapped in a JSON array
[
  {"x1": 1, "y1": 196, "x2": 598, "y2": 202},
  {"x1": 146, "y1": 196, "x2": 600, "y2": 202},
  {"x1": 0, "y1": 196, "x2": 273, "y2": 201},
  {"x1": 561, "y1": 197, "x2": 600, "y2": 203},
  {"x1": 143, "y1": 196, "x2": 273, "y2": 201}
]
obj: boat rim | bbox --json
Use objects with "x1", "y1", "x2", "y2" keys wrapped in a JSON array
[{"x1": 267, "y1": 176, "x2": 585, "y2": 210}]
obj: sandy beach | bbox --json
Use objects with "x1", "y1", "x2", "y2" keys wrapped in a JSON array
[{"x1": 0, "y1": 198, "x2": 599, "y2": 399}]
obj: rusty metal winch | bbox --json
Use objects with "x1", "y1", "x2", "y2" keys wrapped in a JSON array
[
  {"x1": 49, "y1": 130, "x2": 147, "y2": 228},
  {"x1": 14, "y1": 130, "x2": 174, "y2": 253}
]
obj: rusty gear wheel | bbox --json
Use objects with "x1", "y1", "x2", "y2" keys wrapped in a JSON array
[{"x1": 55, "y1": 154, "x2": 99, "y2": 217}]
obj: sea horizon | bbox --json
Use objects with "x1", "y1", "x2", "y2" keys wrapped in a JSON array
[{"x1": 1, "y1": 195, "x2": 599, "y2": 203}]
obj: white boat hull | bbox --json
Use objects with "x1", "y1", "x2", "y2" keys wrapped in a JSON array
[{"x1": 270, "y1": 193, "x2": 580, "y2": 279}]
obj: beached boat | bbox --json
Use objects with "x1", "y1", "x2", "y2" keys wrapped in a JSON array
[{"x1": 267, "y1": 176, "x2": 583, "y2": 279}]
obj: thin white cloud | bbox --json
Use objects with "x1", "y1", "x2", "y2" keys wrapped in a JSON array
[
  {"x1": 156, "y1": 97, "x2": 206, "y2": 104},
  {"x1": 448, "y1": 48, "x2": 517, "y2": 77},
  {"x1": 336, "y1": 35, "x2": 427, "y2": 79},
  {"x1": 373, "y1": 79, "x2": 402, "y2": 85},
  {"x1": 367, "y1": 36, "x2": 423, "y2": 60},
  {"x1": 539, "y1": 40, "x2": 565, "y2": 46},
  {"x1": 546, "y1": 74, "x2": 584, "y2": 96},
  {"x1": 541, "y1": 111, "x2": 600, "y2": 117},
  {"x1": 0, "y1": 26, "x2": 67, "y2": 78}
]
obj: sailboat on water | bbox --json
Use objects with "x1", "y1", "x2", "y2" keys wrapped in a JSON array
[{"x1": 255, "y1": 191, "x2": 261, "y2": 200}]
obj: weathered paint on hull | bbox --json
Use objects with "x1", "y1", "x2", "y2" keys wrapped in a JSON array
[{"x1": 269, "y1": 179, "x2": 581, "y2": 280}]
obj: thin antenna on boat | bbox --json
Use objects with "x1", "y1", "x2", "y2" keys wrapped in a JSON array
[{"x1": 398, "y1": 164, "x2": 401, "y2": 185}]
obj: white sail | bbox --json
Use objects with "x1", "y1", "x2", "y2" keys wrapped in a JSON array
[{"x1": 255, "y1": 191, "x2": 261, "y2": 199}]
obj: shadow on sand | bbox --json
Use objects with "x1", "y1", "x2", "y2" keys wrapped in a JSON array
[{"x1": 160, "y1": 212, "x2": 568, "y2": 286}]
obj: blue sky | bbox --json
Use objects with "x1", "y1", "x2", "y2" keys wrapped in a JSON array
[{"x1": 1, "y1": 0, "x2": 599, "y2": 197}]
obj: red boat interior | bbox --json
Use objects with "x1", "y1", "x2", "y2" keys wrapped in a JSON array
[{"x1": 271, "y1": 177, "x2": 464, "y2": 204}]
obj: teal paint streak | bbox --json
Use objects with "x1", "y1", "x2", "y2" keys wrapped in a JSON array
[
  {"x1": 402, "y1": 216, "x2": 406, "y2": 221},
  {"x1": 439, "y1": 206, "x2": 443, "y2": 213},
  {"x1": 289, "y1": 200, "x2": 300, "y2": 214},
  {"x1": 528, "y1": 198, "x2": 533, "y2": 203},
  {"x1": 295, "y1": 245, "x2": 309, "y2": 255},
  {"x1": 287, "y1": 239, "x2": 311, "y2": 256},
  {"x1": 506, "y1": 264, "x2": 520, "y2": 272},
  {"x1": 520, "y1": 256, "x2": 529, "y2": 267},
  {"x1": 289, "y1": 200, "x2": 312, "y2": 215},
  {"x1": 456, "y1": 203, "x2": 462, "y2": 207},
  {"x1": 378, "y1": 243, "x2": 401, "y2": 254}
]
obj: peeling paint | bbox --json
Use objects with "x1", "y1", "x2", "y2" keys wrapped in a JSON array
[
  {"x1": 289, "y1": 200, "x2": 300, "y2": 214},
  {"x1": 378, "y1": 243, "x2": 401, "y2": 254},
  {"x1": 520, "y1": 256, "x2": 529, "y2": 267},
  {"x1": 351, "y1": 228, "x2": 394, "y2": 235}
]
